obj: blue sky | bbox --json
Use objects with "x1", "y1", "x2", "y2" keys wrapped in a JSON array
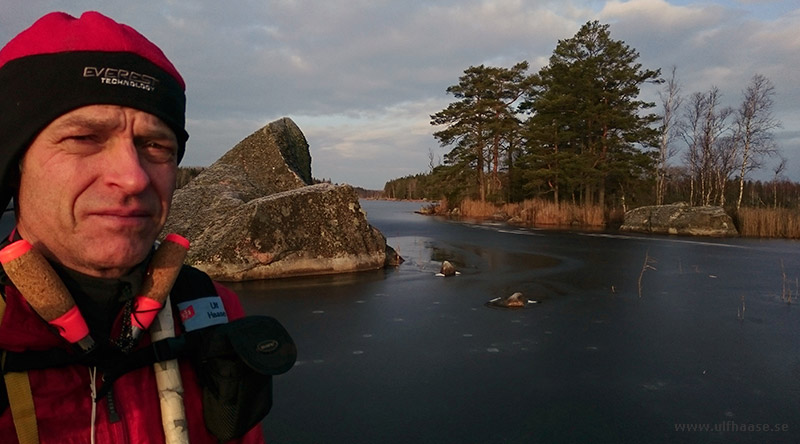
[{"x1": 2, "y1": 0, "x2": 799, "y2": 189}]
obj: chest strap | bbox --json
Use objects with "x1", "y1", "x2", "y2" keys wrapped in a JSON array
[{"x1": 1, "y1": 335, "x2": 186, "y2": 402}]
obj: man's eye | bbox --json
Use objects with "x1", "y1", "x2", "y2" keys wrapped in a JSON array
[
  {"x1": 62, "y1": 134, "x2": 102, "y2": 152},
  {"x1": 67, "y1": 134, "x2": 96, "y2": 142},
  {"x1": 142, "y1": 142, "x2": 178, "y2": 163}
]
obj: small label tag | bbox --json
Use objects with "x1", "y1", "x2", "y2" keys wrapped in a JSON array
[
  {"x1": 179, "y1": 305, "x2": 195, "y2": 323},
  {"x1": 177, "y1": 296, "x2": 229, "y2": 332}
]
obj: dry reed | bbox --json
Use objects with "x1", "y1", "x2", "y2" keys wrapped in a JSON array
[
  {"x1": 737, "y1": 295, "x2": 746, "y2": 321},
  {"x1": 780, "y1": 259, "x2": 796, "y2": 304},
  {"x1": 638, "y1": 250, "x2": 657, "y2": 298},
  {"x1": 738, "y1": 207, "x2": 800, "y2": 239},
  {"x1": 442, "y1": 202, "x2": 800, "y2": 238},
  {"x1": 457, "y1": 198, "x2": 605, "y2": 228}
]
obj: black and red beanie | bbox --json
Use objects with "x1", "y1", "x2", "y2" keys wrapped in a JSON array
[{"x1": 0, "y1": 11, "x2": 189, "y2": 210}]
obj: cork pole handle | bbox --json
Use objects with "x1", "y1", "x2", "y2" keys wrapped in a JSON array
[
  {"x1": 130, "y1": 233, "x2": 189, "y2": 338},
  {"x1": 0, "y1": 240, "x2": 94, "y2": 352}
]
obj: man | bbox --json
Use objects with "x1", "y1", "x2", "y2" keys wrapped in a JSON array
[{"x1": 0, "y1": 11, "x2": 288, "y2": 443}]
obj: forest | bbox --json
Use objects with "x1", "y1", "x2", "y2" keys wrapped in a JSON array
[{"x1": 383, "y1": 21, "x2": 796, "y2": 221}]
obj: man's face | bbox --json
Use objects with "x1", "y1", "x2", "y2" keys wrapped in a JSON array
[{"x1": 16, "y1": 105, "x2": 178, "y2": 278}]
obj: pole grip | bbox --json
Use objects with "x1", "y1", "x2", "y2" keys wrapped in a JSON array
[
  {"x1": 0, "y1": 240, "x2": 93, "y2": 351},
  {"x1": 131, "y1": 234, "x2": 189, "y2": 335}
]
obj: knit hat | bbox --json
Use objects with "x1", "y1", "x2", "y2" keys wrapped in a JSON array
[{"x1": 0, "y1": 11, "x2": 189, "y2": 212}]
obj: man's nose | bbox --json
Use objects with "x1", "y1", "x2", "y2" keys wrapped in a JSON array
[{"x1": 102, "y1": 136, "x2": 151, "y2": 194}]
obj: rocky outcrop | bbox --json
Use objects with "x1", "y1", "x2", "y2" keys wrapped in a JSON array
[
  {"x1": 163, "y1": 117, "x2": 395, "y2": 281},
  {"x1": 620, "y1": 204, "x2": 738, "y2": 237},
  {"x1": 263, "y1": 117, "x2": 313, "y2": 185},
  {"x1": 213, "y1": 117, "x2": 312, "y2": 195}
]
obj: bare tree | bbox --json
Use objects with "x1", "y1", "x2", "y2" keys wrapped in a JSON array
[
  {"x1": 681, "y1": 92, "x2": 704, "y2": 205},
  {"x1": 702, "y1": 88, "x2": 734, "y2": 206},
  {"x1": 656, "y1": 66, "x2": 682, "y2": 205},
  {"x1": 714, "y1": 135, "x2": 739, "y2": 206},
  {"x1": 681, "y1": 87, "x2": 735, "y2": 205},
  {"x1": 427, "y1": 147, "x2": 437, "y2": 172},
  {"x1": 680, "y1": 87, "x2": 733, "y2": 206},
  {"x1": 735, "y1": 74, "x2": 781, "y2": 211},
  {"x1": 772, "y1": 155, "x2": 787, "y2": 208}
]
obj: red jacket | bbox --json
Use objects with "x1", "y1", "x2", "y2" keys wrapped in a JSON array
[{"x1": 0, "y1": 281, "x2": 265, "y2": 444}]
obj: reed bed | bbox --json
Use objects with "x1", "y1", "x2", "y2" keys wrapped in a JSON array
[
  {"x1": 457, "y1": 198, "x2": 605, "y2": 228},
  {"x1": 737, "y1": 207, "x2": 800, "y2": 239},
  {"x1": 444, "y1": 199, "x2": 800, "y2": 238}
]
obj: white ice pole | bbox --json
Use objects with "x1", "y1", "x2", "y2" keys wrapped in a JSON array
[
  {"x1": 144, "y1": 234, "x2": 190, "y2": 444},
  {"x1": 150, "y1": 295, "x2": 189, "y2": 444}
]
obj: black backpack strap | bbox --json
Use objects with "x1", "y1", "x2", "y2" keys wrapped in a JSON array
[{"x1": 169, "y1": 265, "x2": 219, "y2": 306}]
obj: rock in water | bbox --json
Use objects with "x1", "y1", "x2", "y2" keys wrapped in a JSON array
[
  {"x1": 488, "y1": 292, "x2": 529, "y2": 308},
  {"x1": 163, "y1": 117, "x2": 395, "y2": 281},
  {"x1": 385, "y1": 245, "x2": 404, "y2": 267},
  {"x1": 504, "y1": 292, "x2": 526, "y2": 307},
  {"x1": 620, "y1": 204, "x2": 738, "y2": 237},
  {"x1": 439, "y1": 260, "x2": 457, "y2": 277}
]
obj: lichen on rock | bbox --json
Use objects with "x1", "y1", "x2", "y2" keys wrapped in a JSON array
[
  {"x1": 620, "y1": 204, "x2": 738, "y2": 237},
  {"x1": 163, "y1": 117, "x2": 396, "y2": 281}
]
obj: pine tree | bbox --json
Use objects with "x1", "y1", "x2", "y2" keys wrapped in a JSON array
[
  {"x1": 430, "y1": 62, "x2": 529, "y2": 202},
  {"x1": 522, "y1": 21, "x2": 660, "y2": 207}
]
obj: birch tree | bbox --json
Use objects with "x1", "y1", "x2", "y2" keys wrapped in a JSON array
[
  {"x1": 656, "y1": 66, "x2": 682, "y2": 205},
  {"x1": 734, "y1": 74, "x2": 781, "y2": 211},
  {"x1": 680, "y1": 87, "x2": 733, "y2": 206}
]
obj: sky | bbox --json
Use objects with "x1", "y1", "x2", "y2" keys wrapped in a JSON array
[{"x1": 2, "y1": 0, "x2": 799, "y2": 190}]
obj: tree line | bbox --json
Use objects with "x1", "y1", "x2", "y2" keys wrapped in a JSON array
[{"x1": 384, "y1": 20, "x2": 787, "y2": 212}]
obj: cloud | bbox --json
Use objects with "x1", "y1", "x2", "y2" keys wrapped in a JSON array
[
  {"x1": 2, "y1": 1, "x2": 799, "y2": 188},
  {"x1": 298, "y1": 98, "x2": 451, "y2": 186}
]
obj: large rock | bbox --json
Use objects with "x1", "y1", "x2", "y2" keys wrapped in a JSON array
[
  {"x1": 213, "y1": 117, "x2": 312, "y2": 194},
  {"x1": 620, "y1": 204, "x2": 738, "y2": 237},
  {"x1": 163, "y1": 117, "x2": 394, "y2": 281}
]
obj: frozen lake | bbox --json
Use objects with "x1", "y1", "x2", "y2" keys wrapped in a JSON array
[
  {"x1": 235, "y1": 200, "x2": 800, "y2": 444},
  {"x1": 5, "y1": 200, "x2": 796, "y2": 443}
]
